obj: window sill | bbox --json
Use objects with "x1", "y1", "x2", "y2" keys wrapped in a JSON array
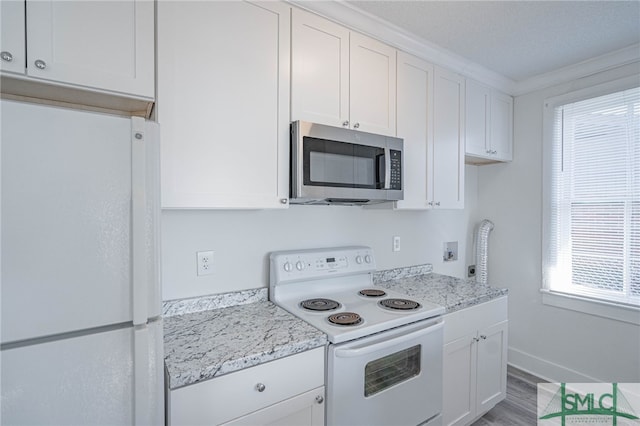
[{"x1": 540, "y1": 289, "x2": 640, "y2": 325}]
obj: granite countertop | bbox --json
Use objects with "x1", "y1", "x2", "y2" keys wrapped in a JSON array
[
  {"x1": 164, "y1": 267, "x2": 506, "y2": 390},
  {"x1": 374, "y1": 269, "x2": 508, "y2": 314},
  {"x1": 163, "y1": 289, "x2": 327, "y2": 390}
]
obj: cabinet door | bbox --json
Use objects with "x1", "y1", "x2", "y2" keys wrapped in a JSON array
[
  {"x1": 490, "y1": 92, "x2": 513, "y2": 161},
  {"x1": 395, "y1": 52, "x2": 433, "y2": 210},
  {"x1": 158, "y1": 1, "x2": 290, "y2": 209},
  {"x1": 0, "y1": 0, "x2": 25, "y2": 74},
  {"x1": 433, "y1": 67, "x2": 465, "y2": 209},
  {"x1": 443, "y1": 334, "x2": 477, "y2": 426},
  {"x1": 25, "y1": 0, "x2": 153, "y2": 98},
  {"x1": 350, "y1": 32, "x2": 396, "y2": 136},
  {"x1": 291, "y1": 8, "x2": 349, "y2": 128},
  {"x1": 465, "y1": 79, "x2": 491, "y2": 157},
  {"x1": 222, "y1": 387, "x2": 325, "y2": 426},
  {"x1": 476, "y1": 320, "x2": 508, "y2": 414}
]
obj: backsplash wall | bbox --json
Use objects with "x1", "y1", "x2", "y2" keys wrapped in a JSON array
[{"x1": 162, "y1": 166, "x2": 479, "y2": 300}]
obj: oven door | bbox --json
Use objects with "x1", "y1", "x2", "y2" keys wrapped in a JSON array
[{"x1": 327, "y1": 318, "x2": 443, "y2": 426}]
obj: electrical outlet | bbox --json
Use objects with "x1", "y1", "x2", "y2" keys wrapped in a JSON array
[
  {"x1": 468, "y1": 265, "x2": 476, "y2": 277},
  {"x1": 197, "y1": 251, "x2": 214, "y2": 276},
  {"x1": 393, "y1": 236, "x2": 401, "y2": 252}
]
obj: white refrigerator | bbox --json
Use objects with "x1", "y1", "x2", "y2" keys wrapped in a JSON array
[{"x1": 0, "y1": 99, "x2": 164, "y2": 425}]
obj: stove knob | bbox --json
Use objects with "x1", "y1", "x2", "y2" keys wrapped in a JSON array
[
  {"x1": 296, "y1": 261, "x2": 305, "y2": 271},
  {"x1": 355, "y1": 255, "x2": 363, "y2": 264},
  {"x1": 283, "y1": 262, "x2": 293, "y2": 272},
  {"x1": 364, "y1": 255, "x2": 372, "y2": 264}
]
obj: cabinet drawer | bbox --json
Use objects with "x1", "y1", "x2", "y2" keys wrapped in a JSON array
[
  {"x1": 170, "y1": 347, "x2": 325, "y2": 426},
  {"x1": 444, "y1": 297, "x2": 507, "y2": 343}
]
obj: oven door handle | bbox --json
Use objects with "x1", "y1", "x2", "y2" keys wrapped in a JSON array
[{"x1": 334, "y1": 319, "x2": 443, "y2": 358}]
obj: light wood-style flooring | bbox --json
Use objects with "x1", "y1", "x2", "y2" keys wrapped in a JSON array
[{"x1": 471, "y1": 366, "x2": 544, "y2": 426}]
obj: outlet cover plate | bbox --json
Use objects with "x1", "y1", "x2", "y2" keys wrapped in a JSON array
[{"x1": 197, "y1": 251, "x2": 214, "y2": 276}]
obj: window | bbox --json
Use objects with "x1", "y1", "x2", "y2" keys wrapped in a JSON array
[{"x1": 543, "y1": 78, "x2": 640, "y2": 315}]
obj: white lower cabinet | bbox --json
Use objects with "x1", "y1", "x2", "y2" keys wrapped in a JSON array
[
  {"x1": 221, "y1": 387, "x2": 324, "y2": 426},
  {"x1": 443, "y1": 297, "x2": 508, "y2": 426},
  {"x1": 169, "y1": 347, "x2": 325, "y2": 426}
]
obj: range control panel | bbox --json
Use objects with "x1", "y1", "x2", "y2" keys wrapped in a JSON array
[{"x1": 270, "y1": 246, "x2": 376, "y2": 285}]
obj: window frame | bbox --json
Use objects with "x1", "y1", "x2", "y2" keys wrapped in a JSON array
[{"x1": 541, "y1": 75, "x2": 640, "y2": 325}]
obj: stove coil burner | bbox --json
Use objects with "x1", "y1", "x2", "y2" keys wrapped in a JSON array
[
  {"x1": 379, "y1": 298, "x2": 421, "y2": 311},
  {"x1": 327, "y1": 312, "x2": 363, "y2": 326},
  {"x1": 300, "y1": 298, "x2": 340, "y2": 312},
  {"x1": 359, "y1": 289, "x2": 387, "y2": 297}
]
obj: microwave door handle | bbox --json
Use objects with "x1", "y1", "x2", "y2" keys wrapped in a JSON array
[{"x1": 383, "y1": 147, "x2": 391, "y2": 189}]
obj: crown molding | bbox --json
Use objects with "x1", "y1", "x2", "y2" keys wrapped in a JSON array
[
  {"x1": 512, "y1": 44, "x2": 640, "y2": 96},
  {"x1": 289, "y1": 0, "x2": 517, "y2": 94},
  {"x1": 288, "y1": 1, "x2": 639, "y2": 97}
]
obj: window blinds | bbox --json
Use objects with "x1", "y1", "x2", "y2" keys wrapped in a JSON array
[{"x1": 548, "y1": 86, "x2": 640, "y2": 306}]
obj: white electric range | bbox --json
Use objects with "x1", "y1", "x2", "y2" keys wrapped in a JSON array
[{"x1": 269, "y1": 246, "x2": 445, "y2": 426}]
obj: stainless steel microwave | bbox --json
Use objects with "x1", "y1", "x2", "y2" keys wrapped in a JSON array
[{"x1": 290, "y1": 121, "x2": 403, "y2": 205}]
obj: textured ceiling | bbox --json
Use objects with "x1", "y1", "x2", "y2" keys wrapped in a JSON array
[{"x1": 345, "y1": 1, "x2": 640, "y2": 82}]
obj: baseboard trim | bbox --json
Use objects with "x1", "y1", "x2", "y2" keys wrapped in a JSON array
[{"x1": 508, "y1": 347, "x2": 601, "y2": 383}]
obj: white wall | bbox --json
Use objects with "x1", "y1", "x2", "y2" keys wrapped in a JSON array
[
  {"x1": 162, "y1": 166, "x2": 478, "y2": 300},
  {"x1": 476, "y1": 62, "x2": 640, "y2": 382}
]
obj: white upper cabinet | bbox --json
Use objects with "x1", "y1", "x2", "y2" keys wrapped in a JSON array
[
  {"x1": 490, "y1": 91, "x2": 514, "y2": 161},
  {"x1": 349, "y1": 32, "x2": 397, "y2": 136},
  {"x1": 0, "y1": 0, "x2": 25, "y2": 75},
  {"x1": 465, "y1": 78, "x2": 513, "y2": 163},
  {"x1": 291, "y1": 8, "x2": 396, "y2": 136},
  {"x1": 433, "y1": 67, "x2": 465, "y2": 209},
  {"x1": 395, "y1": 52, "x2": 433, "y2": 210},
  {"x1": 1, "y1": 0, "x2": 154, "y2": 106},
  {"x1": 291, "y1": 9, "x2": 349, "y2": 127},
  {"x1": 465, "y1": 80, "x2": 491, "y2": 160},
  {"x1": 157, "y1": 1, "x2": 290, "y2": 209}
]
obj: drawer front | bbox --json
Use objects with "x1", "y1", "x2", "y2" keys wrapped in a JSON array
[
  {"x1": 444, "y1": 297, "x2": 507, "y2": 343},
  {"x1": 170, "y1": 347, "x2": 325, "y2": 426}
]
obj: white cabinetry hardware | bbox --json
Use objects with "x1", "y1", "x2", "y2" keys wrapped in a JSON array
[
  {"x1": 443, "y1": 297, "x2": 508, "y2": 426},
  {"x1": 465, "y1": 78, "x2": 513, "y2": 164},
  {"x1": 170, "y1": 347, "x2": 325, "y2": 426},
  {"x1": 291, "y1": 8, "x2": 396, "y2": 136},
  {"x1": 157, "y1": 0, "x2": 290, "y2": 209},
  {"x1": 0, "y1": 0, "x2": 154, "y2": 116}
]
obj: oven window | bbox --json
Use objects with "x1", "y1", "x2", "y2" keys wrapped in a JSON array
[{"x1": 364, "y1": 345, "x2": 421, "y2": 397}]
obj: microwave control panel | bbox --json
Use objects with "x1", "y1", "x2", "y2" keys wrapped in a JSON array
[{"x1": 390, "y1": 149, "x2": 402, "y2": 190}]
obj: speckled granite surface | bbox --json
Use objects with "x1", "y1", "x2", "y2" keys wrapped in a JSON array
[
  {"x1": 164, "y1": 300, "x2": 327, "y2": 390},
  {"x1": 373, "y1": 263, "x2": 433, "y2": 283},
  {"x1": 164, "y1": 266, "x2": 506, "y2": 390},
  {"x1": 163, "y1": 288, "x2": 268, "y2": 317},
  {"x1": 376, "y1": 272, "x2": 508, "y2": 314}
]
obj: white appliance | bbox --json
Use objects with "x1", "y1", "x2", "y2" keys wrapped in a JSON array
[
  {"x1": 270, "y1": 246, "x2": 445, "y2": 426},
  {"x1": 0, "y1": 99, "x2": 164, "y2": 425}
]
